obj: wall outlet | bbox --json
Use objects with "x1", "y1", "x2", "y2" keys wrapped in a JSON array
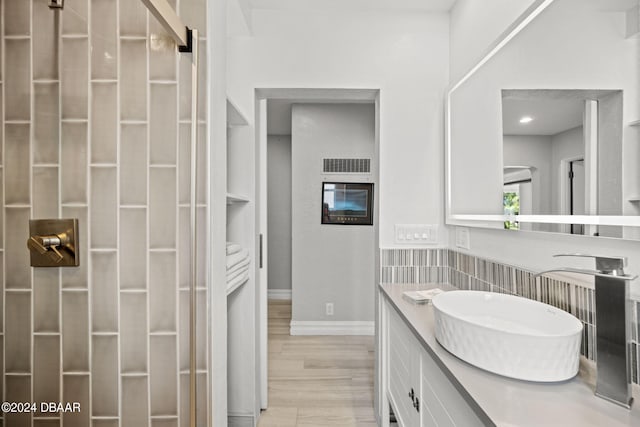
[
  {"x1": 325, "y1": 302, "x2": 334, "y2": 316},
  {"x1": 455, "y1": 227, "x2": 471, "y2": 250}
]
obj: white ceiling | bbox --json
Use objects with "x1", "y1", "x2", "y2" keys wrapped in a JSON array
[
  {"x1": 250, "y1": 0, "x2": 457, "y2": 12},
  {"x1": 501, "y1": 89, "x2": 620, "y2": 136},
  {"x1": 502, "y1": 97, "x2": 584, "y2": 136}
]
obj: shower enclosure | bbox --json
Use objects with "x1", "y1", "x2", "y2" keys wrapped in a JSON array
[{"x1": 1, "y1": 0, "x2": 210, "y2": 425}]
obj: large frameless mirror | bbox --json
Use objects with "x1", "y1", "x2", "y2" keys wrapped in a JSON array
[{"x1": 446, "y1": 0, "x2": 640, "y2": 239}]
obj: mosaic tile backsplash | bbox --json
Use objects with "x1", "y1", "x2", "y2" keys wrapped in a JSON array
[{"x1": 380, "y1": 248, "x2": 640, "y2": 386}]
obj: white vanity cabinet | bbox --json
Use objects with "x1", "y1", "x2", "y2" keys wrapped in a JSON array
[{"x1": 382, "y1": 297, "x2": 487, "y2": 427}]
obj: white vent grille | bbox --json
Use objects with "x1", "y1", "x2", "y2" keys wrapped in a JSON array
[{"x1": 323, "y1": 158, "x2": 371, "y2": 173}]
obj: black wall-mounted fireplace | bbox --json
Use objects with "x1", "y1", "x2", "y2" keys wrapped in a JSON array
[{"x1": 321, "y1": 182, "x2": 374, "y2": 225}]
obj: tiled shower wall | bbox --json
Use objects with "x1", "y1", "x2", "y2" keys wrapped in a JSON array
[
  {"x1": 380, "y1": 248, "x2": 640, "y2": 386},
  {"x1": 1, "y1": 1, "x2": 209, "y2": 426}
]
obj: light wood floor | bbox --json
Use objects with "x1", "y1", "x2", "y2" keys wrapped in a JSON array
[{"x1": 257, "y1": 300, "x2": 377, "y2": 426}]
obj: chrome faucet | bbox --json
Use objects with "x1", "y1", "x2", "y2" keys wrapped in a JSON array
[{"x1": 535, "y1": 254, "x2": 637, "y2": 409}]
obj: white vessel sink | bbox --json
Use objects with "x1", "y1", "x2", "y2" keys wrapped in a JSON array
[{"x1": 432, "y1": 290, "x2": 583, "y2": 382}]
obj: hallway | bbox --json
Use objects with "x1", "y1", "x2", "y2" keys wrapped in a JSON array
[{"x1": 257, "y1": 300, "x2": 376, "y2": 426}]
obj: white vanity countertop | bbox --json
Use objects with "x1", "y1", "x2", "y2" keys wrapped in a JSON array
[{"x1": 380, "y1": 283, "x2": 640, "y2": 427}]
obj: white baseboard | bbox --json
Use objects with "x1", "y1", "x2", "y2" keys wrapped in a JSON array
[
  {"x1": 290, "y1": 320, "x2": 375, "y2": 336},
  {"x1": 267, "y1": 289, "x2": 292, "y2": 300}
]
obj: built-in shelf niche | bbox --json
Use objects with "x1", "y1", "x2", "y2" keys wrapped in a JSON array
[
  {"x1": 628, "y1": 196, "x2": 640, "y2": 203},
  {"x1": 225, "y1": 94, "x2": 259, "y2": 424},
  {"x1": 628, "y1": 119, "x2": 640, "y2": 127}
]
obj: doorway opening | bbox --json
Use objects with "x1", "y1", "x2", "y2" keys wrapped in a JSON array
[{"x1": 255, "y1": 89, "x2": 380, "y2": 421}]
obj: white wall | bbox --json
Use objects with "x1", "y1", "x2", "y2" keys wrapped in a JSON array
[
  {"x1": 227, "y1": 8, "x2": 450, "y2": 247},
  {"x1": 503, "y1": 135, "x2": 553, "y2": 216},
  {"x1": 267, "y1": 135, "x2": 292, "y2": 291},
  {"x1": 291, "y1": 104, "x2": 376, "y2": 322},
  {"x1": 450, "y1": 0, "x2": 536, "y2": 81},
  {"x1": 449, "y1": 0, "x2": 640, "y2": 299}
]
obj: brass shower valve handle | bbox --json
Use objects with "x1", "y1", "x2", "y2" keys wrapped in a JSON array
[{"x1": 27, "y1": 232, "x2": 71, "y2": 264}]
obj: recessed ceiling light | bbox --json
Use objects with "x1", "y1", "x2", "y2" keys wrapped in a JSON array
[{"x1": 519, "y1": 116, "x2": 534, "y2": 124}]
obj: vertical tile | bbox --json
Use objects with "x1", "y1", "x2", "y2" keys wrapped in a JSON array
[
  {"x1": 61, "y1": 122, "x2": 88, "y2": 203},
  {"x1": 148, "y1": 0, "x2": 177, "y2": 80},
  {"x1": 4, "y1": 39, "x2": 31, "y2": 120},
  {"x1": 34, "y1": 82, "x2": 60, "y2": 164},
  {"x1": 5, "y1": 292, "x2": 32, "y2": 372},
  {"x1": 150, "y1": 83, "x2": 177, "y2": 165},
  {"x1": 61, "y1": 206, "x2": 89, "y2": 288},
  {"x1": 179, "y1": 289, "x2": 206, "y2": 371},
  {"x1": 120, "y1": 208, "x2": 147, "y2": 290},
  {"x1": 150, "y1": 335, "x2": 178, "y2": 416},
  {"x1": 0, "y1": 174, "x2": 3, "y2": 246},
  {"x1": 120, "y1": 124, "x2": 148, "y2": 205},
  {"x1": 149, "y1": 35, "x2": 177, "y2": 81},
  {"x1": 178, "y1": 208, "x2": 189, "y2": 288},
  {"x1": 122, "y1": 376, "x2": 149, "y2": 427},
  {"x1": 5, "y1": 208, "x2": 31, "y2": 289},
  {"x1": 33, "y1": 167, "x2": 59, "y2": 218},
  {"x1": 197, "y1": 40, "x2": 207, "y2": 122},
  {"x1": 178, "y1": 124, "x2": 208, "y2": 205},
  {"x1": 0, "y1": 336, "x2": 3, "y2": 401},
  {"x1": 0, "y1": 254, "x2": 3, "y2": 330},
  {"x1": 121, "y1": 292, "x2": 148, "y2": 373},
  {"x1": 4, "y1": 0, "x2": 31, "y2": 35},
  {"x1": 178, "y1": 41, "x2": 207, "y2": 122},
  {"x1": 178, "y1": 124, "x2": 190, "y2": 205},
  {"x1": 91, "y1": 252, "x2": 118, "y2": 332},
  {"x1": 197, "y1": 289, "x2": 207, "y2": 370},
  {"x1": 4, "y1": 124, "x2": 31, "y2": 205},
  {"x1": 119, "y1": 0, "x2": 148, "y2": 36},
  {"x1": 5, "y1": 375, "x2": 31, "y2": 427},
  {"x1": 91, "y1": 0, "x2": 118, "y2": 79},
  {"x1": 179, "y1": 374, "x2": 189, "y2": 427},
  {"x1": 33, "y1": 0, "x2": 59, "y2": 80},
  {"x1": 197, "y1": 126, "x2": 207, "y2": 204},
  {"x1": 197, "y1": 207, "x2": 207, "y2": 287},
  {"x1": 197, "y1": 373, "x2": 207, "y2": 426},
  {"x1": 62, "y1": 0, "x2": 89, "y2": 35},
  {"x1": 149, "y1": 252, "x2": 176, "y2": 332},
  {"x1": 179, "y1": 290, "x2": 188, "y2": 371},
  {"x1": 91, "y1": 82, "x2": 118, "y2": 163},
  {"x1": 62, "y1": 375, "x2": 90, "y2": 427},
  {"x1": 34, "y1": 335, "x2": 61, "y2": 414},
  {"x1": 149, "y1": 167, "x2": 176, "y2": 249},
  {"x1": 92, "y1": 335, "x2": 119, "y2": 416},
  {"x1": 120, "y1": 40, "x2": 147, "y2": 121},
  {"x1": 34, "y1": 268, "x2": 60, "y2": 332},
  {"x1": 62, "y1": 291, "x2": 89, "y2": 371},
  {"x1": 61, "y1": 38, "x2": 88, "y2": 119},
  {"x1": 90, "y1": 167, "x2": 117, "y2": 248}
]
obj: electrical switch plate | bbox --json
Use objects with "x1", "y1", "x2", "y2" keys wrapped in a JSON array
[
  {"x1": 455, "y1": 227, "x2": 471, "y2": 250},
  {"x1": 395, "y1": 224, "x2": 438, "y2": 244}
]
